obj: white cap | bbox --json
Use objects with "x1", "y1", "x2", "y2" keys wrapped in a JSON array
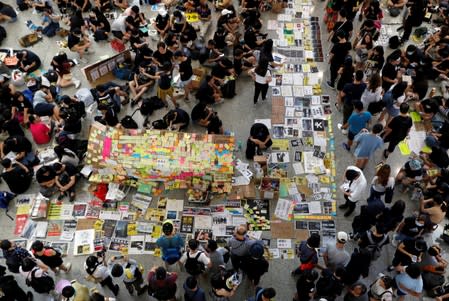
[
  {"x1": 159, "y1": 9, "x2": 167, "y2": 16},
  {"x1": 319, "y1": 299, "x2": 328, "y2": 301},
  {"x1": 221, "y1": 9, "x2": 232, "y2": 16},
  {"x1": 337, "y1": 231, "x2": 348, "y2": 243}
]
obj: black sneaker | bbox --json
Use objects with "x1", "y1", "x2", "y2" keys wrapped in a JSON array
[
  {"x1": 27, "y1": 292, "x2": 33, "y2": 301},
  {"x1": 113, "y1": 285, "x2": 120, "y2": 296}
]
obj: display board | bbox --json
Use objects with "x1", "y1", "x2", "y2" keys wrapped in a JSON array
[{"x1": 85, "y1": 122, "x2": 235, "y2": 193}]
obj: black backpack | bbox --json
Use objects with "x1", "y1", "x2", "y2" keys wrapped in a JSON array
[
  {"x1": 140, "y1": 96, "x2": 165, "y2": 116},
  {"x1": 26, "y1": 269, "x2": 55, "y2": 294},
  {"x1": 121, "y1": 109, "x2": 139, "y2": 129},
  {"x1": 5, "y1": 251, "x2": 21, "y2": 274},
  {"x1": 0, "y1": 26, "x2": 6, "y2": 44},
  {"x1": 184, "y1": 252, "x2": 205, "y2": 276},
  {"x1": 389, "y1": 36, "x2": 401, "y2": 49}
]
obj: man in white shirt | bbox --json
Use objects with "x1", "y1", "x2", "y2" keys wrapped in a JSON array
[{"x1": 179, "y1": 239, "x2": 211, "y2": 276}]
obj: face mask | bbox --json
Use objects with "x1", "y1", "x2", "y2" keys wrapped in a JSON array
[{"x1": 416, "y1": 221, "x2": 424, "y2": 227}]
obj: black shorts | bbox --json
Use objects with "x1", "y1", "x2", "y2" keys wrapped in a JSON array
[{"x1": 348, "y1": 131, "x2": 356, "y2": 141}]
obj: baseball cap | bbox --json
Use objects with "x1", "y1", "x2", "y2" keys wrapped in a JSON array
[
  {"x1": 159, "y1": 9, "x2": 167, "y2": 16},
  {"x1": 221, "y1": 9, "x2": 232, "y2": 16},
  {"x1": 337, "y1": 231, "x2": 348, "y2": 243}
]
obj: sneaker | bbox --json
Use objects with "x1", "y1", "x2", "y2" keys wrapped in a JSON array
[
  {"x1": 78, "y1": 57, "x2": 88, "y2": 64},
  {"x1": 130, "y1": 99, "x2": 137, "y2": 107},
  {"x1": 27, "y1": 292, "x2": 33, "y2": 301},
  {"x1": 337, "y1": 123, "x2": 343, "y2": 130},
  {"x1": 387, "y1": 265, "x2": 395, "y2": 272},
  {"x1": 65, "y1": 262, "x2": 72, "y2": 272},
  {"x1": 342, "y1": 142, "x2": 350, "y2": 151},
  {"x1": 383, "y1": 149, "x2": 389, "y2": 159},
  {"x1": 73, "y1": 79, "x2": 81, "y2": 89},
  {"x1": 341, "y1": 129, "x2": 348, "y2": 135},
  {"x1": 69, "y1": 193, "x2": 76, "y2": 203},
  {"x1": 326, "y1": 81, "x2": 335, "y2": 89}
]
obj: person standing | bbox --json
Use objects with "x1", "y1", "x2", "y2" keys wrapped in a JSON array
[
  {"x1": 183, "y1": 276, "x2": 207, "y2": 301},
  {"x1": 327, "y1": 31, "x2": 352, "y2": 88},
  {"x1": 292, "y1": 233, "x2": 320, "y2": 276},
  {"x1": 339, "y1": 71, "x2": 367, "y2": 132},
  {"x1": 367, "y1": 164, "x2": 395, "y2": 203},
  {"x1": 156, "y1": 220, "x2": 184, "y2": 267},
  {"x1": 341, "y1": 101, "x2": 372, "y2": 152},
  {"x1": 352, "y1": 124, "x2": 384, "y2": 170},
  {"x1": 323, "y1": 232, "x2": 350, "y2": 272},
  {"x1": 339, "y1": 165, "x2": 367, "y2": 217},
  {"x1": 249, "y1": 59, "x2": 271, "y2": 105},
  {"x1": 382, "y1": 102, "x2": 413, "y2": 159},
  {"x1": 394, "y1": 264, "x2": 423, "y2": 301},
  {"x1": 227, "y1": 225, "x2": 254, "y2": 272}
]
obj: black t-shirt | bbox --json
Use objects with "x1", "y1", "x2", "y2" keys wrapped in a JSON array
[
  {"x1": 4, "y1": 136, "x2": 32, "y2": 154},
  {"x1": 211, "y1": 65, "x2": 229, "y2": 80},
  {"x1": 69, "y1": 16, "x2": 84, "y2": 31},
  {"x1": 250, "y1": 123, "x2": 270, "y2": 142},
  {"x1": 179, "y1": 57, "x2": 193, "y2": 81},
  {"x1": 421, "y1": 98, "x2": 439, "y2": 114},
  {"x1": 296, "y1": 278, "x2": 315, "y2": 301},
  {"x1": 105, "y1": 107, "x2": 118, "y2": 127},
  {"x1": 196, "y1": 80, "x2": 215, "y2": 104},
  {"x1": 153, "y1": 50, "x2": 173, "y2": 67},
  {"x1": 191, "y1": 103, "x2": 208, "y2": 121},
  {"x1": 67, "y1": 34, "x2": 81, "y2": 50},
  {"x1": 387, "y1": 115, "x2": 413, "y2": 140},
  {"x1": 333, "y1": 21, "x2": 353, "y2": 39},
  {"x1": 22, "y1": 51, "x2": 41, "y2": 68},
  {"x1": 244, "y1": 28, "x2": 258, "y2": 50},
  {"x1": 381, "y1": 63, "x2": 398, "y2": 90},
  {"x1": 12, "y1": 97, "x2": 32, "y2": 112},
  {"x1": 36, "y1": 166, "x2": 56, "y2": 183},
  {"x1": 1, "y1": 165, "x2": 31, "y2": 194},
  {"x1": 207, "y1": 115, "x2": 222, "y2": 134},
  {"x1": 330, "y1": 42, "x2": 351, "y2": 65},
  {"x1": 155, "y1": 14, "x2": 169, "y2": 30},
  {"x1": 393, "y1": 238, "x2": 421, "y2": 265},
  {"x1": 404, "y1": 161, "x2": 423, "y2": 178},
  {"x1": 60, "y1": 162, "x2": 78, "y2": 176},
  {"x1": 159, "y1": 72, "x2": 172, "y2": 90},
  {"x1": 0, "y1": 5, "x2": 16, "y2": 18},
  {"x1": 342, "y1": 82, "x2": 367, "y2": 105},
  {"x1": 3, "y1": 119, "x2": 24, "y2": 137},
  {"x1": 400, "y1": 216, "x2": 424, "y2": 237}
]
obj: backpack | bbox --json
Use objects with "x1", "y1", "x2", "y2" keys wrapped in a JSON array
[
  {"x1": 5, "y1": 252, "x2": 21, "y2": 274},
  {"x1": 120, "y1": 109, "x2": 139, "y2": 129},
  {"x1": 140, "y1": 96, "x2": 166, "y2": 116},
  {"x1": 43, "y1": 70, "x2": 58, "y2": 83},
  {"x1": 364, "y1": 231, "x2": 387, "y2": 261},
  {"x1": 26, "y1": 269, "x2": 55, "y2": 294},
  {"x1": 388, "y1": 36, "x2": 400, "y2": 49},
  {"x1": 184, "y1": 252, "x2": 205, "y2": 276}
]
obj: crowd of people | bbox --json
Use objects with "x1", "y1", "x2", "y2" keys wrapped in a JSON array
[{"x1": 0, "y1": 0, "x2": 447, "y2": 299}]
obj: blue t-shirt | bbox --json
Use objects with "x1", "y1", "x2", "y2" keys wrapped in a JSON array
[
  {"x1": 354, "y1": 132, "x2": 383, "y2": 158},
  {"x1": 348, "y1": 111, "x2": 372, "y2": 134},
  {"x1": 156, "y1": 234, "x2": 184, "y2": 255},
  {"x1": 395, "y1": 273, "x2": 423, "y2": 295}
]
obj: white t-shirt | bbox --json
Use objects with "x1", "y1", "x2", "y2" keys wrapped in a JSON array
[
  {"x1": 111, "y1": 15, "x2": 127, "y2": 33},
  {"x1": 361, "y1": 86, "x2": 382, "y2": 107},
  {"x1": 20, "y1": 267, "x2": 45, "y2": 280},
  {"x1": 254, "y1": 70, "x2": 271, "y2": 84},
  {"x1": 180, "y1": 250, "x2": 210, "y2": 267},
  {"x1": 371, "y1": 176, "x2": 395, "y2": 193}
]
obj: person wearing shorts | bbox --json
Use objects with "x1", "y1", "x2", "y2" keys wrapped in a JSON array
[
  {"x1": 67, "y1": 28, "x2": 92, "y2": 63},
  {"x1": 341, "y1": 101, "x2": 372, "y2": 152},
  {"x1": 33, "y1": 83, "x2": 62, "y2": 124},
  {"x1": 174, "y1": 50, "x2": 193, "y2": 102},
  {"x1": 157, "y1": 62, "x2": 176, "y2": 108}
]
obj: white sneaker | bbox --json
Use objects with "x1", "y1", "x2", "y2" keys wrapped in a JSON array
[
  {"x1": 73, "y1": 79, "x2": 81, "y2": 89},
  {"x1": 341, "y1": 129, "x2": 348, "y2": 135},
  {"x1": 337, "y1": 123, "x2": 343, "y2": 130},
  {"x1": 65, "y1": 262, "x2": 72, "y2": 272}
]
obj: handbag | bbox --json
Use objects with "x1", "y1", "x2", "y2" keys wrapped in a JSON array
[{"x1": 110, "y1": 38, "x2": 125, "y2": 52}]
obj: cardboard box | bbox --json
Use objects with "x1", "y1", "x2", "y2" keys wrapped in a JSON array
[{"x1": 192, "y1": 67, "x2": 205, "y2": 90}]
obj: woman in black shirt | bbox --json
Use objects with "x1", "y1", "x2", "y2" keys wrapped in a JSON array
[
  {"x1": 11, "y1": 92, "x2": 32, "y2": 125},
  {"x1": 174, "y1": 51, "x2": 193, "y2": 101}
]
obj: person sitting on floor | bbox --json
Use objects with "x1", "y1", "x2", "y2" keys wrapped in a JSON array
[
  {"x1": 53, "y1": 162, "x2": 78, "y2": 202},
  {"x1": 0, "y1": 158, "x2": 32, "y2": 194}
]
